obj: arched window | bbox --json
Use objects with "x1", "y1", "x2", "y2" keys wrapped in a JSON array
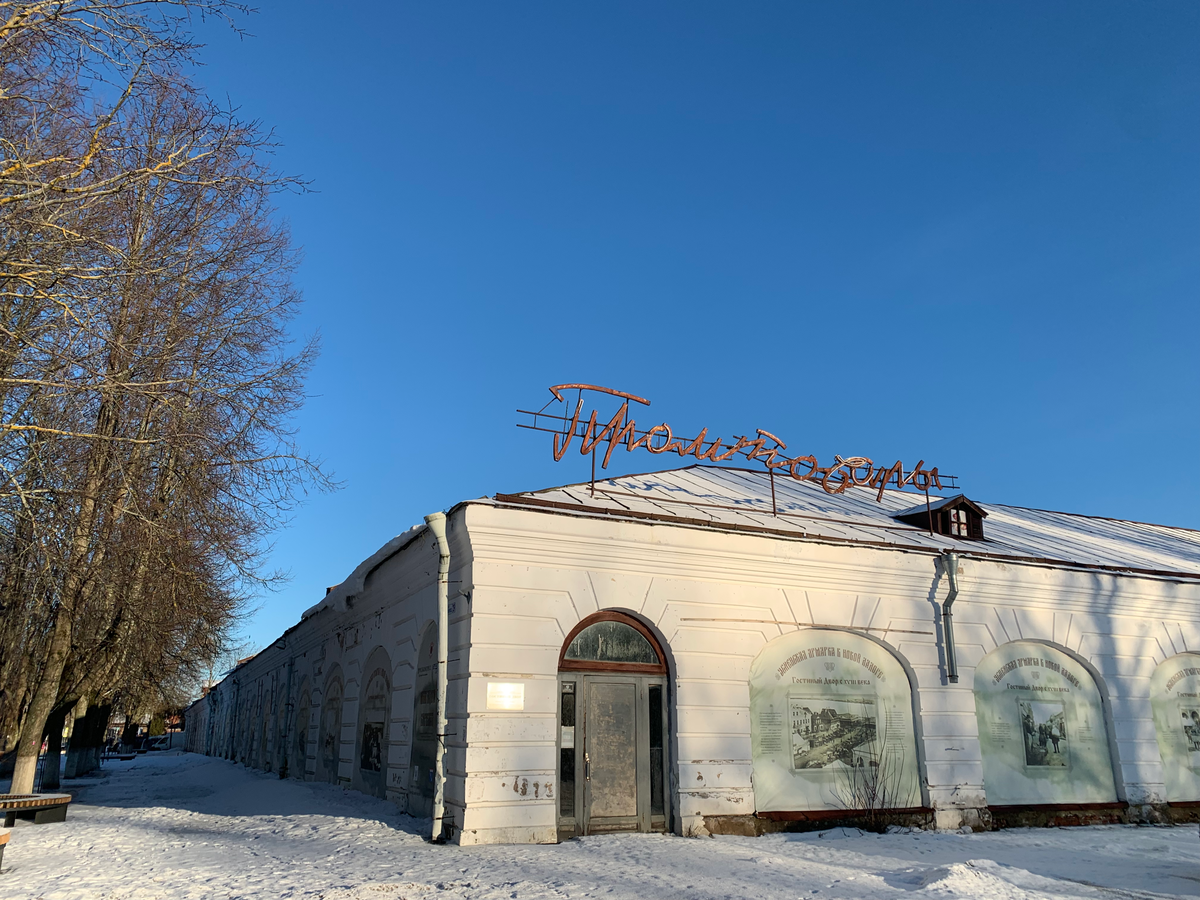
[{"x1": 559, "y1": 612, "x2": 666, "y2": 674}]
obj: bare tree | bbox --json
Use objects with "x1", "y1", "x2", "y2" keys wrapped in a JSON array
[
  {"x1": 830, "y1": 712, "x2": 920, "y2": 832},
  {"x1": 0, "y1": 2, "x2": 330, "y2": 793}
]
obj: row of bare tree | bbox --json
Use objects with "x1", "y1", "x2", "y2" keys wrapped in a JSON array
[{"x1": 0, "y1": 2, "x2": 328, "y2": 792}]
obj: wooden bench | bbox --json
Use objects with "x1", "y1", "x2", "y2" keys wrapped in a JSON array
[
  {"x1": 0, "y1": 793, "x2": 72, "y2": 826},
  {"x1": 0, "y1": 827, "x2": 9, "y2": 871}
]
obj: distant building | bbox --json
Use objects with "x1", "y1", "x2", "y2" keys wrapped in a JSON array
[
  {"x1": 185, "y1": 465, "x2": 1200, "y2": 844},
  {"x1": 791, "y1": 706, "x2": 813, "y2": 734}
]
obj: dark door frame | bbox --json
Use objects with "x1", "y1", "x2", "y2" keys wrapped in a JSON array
[{"x1": 556, "y1": 611, "x2": 671, "y2": 840}]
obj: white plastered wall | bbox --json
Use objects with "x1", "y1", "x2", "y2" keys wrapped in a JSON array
[
  {"x1": 460, "y1": 502, "x2": 1200, "y2": 841},
  {"x1": 198, "y1": 508, "x2": 474, "y2": 829}
]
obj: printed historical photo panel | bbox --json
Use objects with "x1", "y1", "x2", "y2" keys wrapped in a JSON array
[
  {"x1": 1151, "y1": 653, "x2": 1200, "y2": 802},
  {"x1": 974, "y1": 642, "x2": 1116, "y2": 806},
  {"x1": 749, "y1": 629, "x2": 920, "y2": 812}
]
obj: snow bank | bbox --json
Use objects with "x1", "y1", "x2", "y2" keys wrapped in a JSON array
[{"x1": 2, "y1": 753, "x2": 1198, "y2": 899}]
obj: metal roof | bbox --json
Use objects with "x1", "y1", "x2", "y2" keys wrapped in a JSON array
[{"x1": 493, "y1": 465, "x2": 1200, "y2": 580}]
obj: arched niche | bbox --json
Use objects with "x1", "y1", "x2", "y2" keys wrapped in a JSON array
[
  {"x1": 274, "y1": 682, "x2": 288, "y2": 773},
  {"x1": 748, "y1": 628, "x2": 922, "y2": 813},
  {"x1": 973, "y1": 641, "x2": 1118, "y2": 806},
  {"x1": 408, "y1": 622, "x2": 439, "y2": 817},
  {"x1": 318, "y1": 667, "x2": 344, "y2": 784},
  {"x1": 243, "y1": 699, "x2": 253, "y2": 764},
  {"x1": 259, "y1": 689, "x2": 271, "y2": 771},
  {"x1": 293, "y1": 678, "x2": 311, "y2": 780},
  {"x1": 1150, "y1": 652, "x2": 1200, "y2": 802},
  {"x1": 355, "y1": 646, "x2": 393, "y2": 799}
]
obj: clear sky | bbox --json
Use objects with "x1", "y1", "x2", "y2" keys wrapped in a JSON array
[{"x1": 192, "y1": 1, "x2": 1200, "y2": 650}]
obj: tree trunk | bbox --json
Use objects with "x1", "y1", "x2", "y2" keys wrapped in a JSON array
[
  {"x1": 39, "y1": 705, "x2": 67, "y2": 791},
  {"x1": 64, "y1": 696, "x2": 88, "y2": 779},
  {"x1": 9, "y1": 612, "x2": 73, "y2": 793}
]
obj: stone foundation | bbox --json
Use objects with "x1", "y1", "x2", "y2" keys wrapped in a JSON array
[
  {"x1": 704, "y1": 808, "x2": 934, "y2": 836},
  {"x1": 698, "y1": 802, "x2": 1191, "y2": 836}
]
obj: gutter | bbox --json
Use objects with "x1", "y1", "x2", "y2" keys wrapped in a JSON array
[
  {"x1": 942, "y1": 552, "x2": 960, "y2": 684},
  {"x1": 424, "y1": 511, "x2": 451, "y2": 843},
  {"x1": 489, "y1": 494, "x2": 1200, "y2": 584}
]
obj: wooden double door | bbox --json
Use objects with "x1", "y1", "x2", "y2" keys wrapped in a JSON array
[{"x1": 557, "y1": 673, "x2": 668, "y2": 838}]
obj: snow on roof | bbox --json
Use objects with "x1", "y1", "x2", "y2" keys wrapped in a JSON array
[
  {"x1": 492, "y1": 464, "x2": 1200, "y2": 579},
  {"x1": 299, "y1": 523, "x2": 429, "y2": 620}
]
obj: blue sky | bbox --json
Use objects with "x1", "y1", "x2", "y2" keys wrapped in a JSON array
[{"x1": 193, "y1": 1, "x2": 1200, "y2": 649}]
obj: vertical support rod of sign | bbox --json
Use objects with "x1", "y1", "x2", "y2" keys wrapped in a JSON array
[
  {"x1": 591, "y1": 446, "x2": 596, "y2": 497},
  {"x1": 769, "y1": 468, "x2": 777, "y2": 516},
  {"x1": 924, "y1": 484, "x2": 934, "y2": 536},
  {"x1": 424, "y1": 511, "x2": 451, "y2": 842}
]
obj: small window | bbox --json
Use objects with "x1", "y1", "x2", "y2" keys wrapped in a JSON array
[
  {"x1": 564, "y1": 620, "x2": 659, "y2": 665},
  {"x1": 940, "y1": 505, "x2": 984, "y2": 540},
  {"x1": 949, "y1": 508, "x2": 969, "y2": 538},
  {"x1": 894, "y1": 495, "x2": 987, "y2": 541}
]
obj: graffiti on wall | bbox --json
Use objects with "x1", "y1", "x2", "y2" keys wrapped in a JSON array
[
  {"x1": 749, "y1": 630, "x2": 920, "y2": 812},
  {"x1": 1150, "y1": 653, "x2": 1200, "y2": 802},
  {"x1": 973, "y1": 642, "x2": 1117, "y2": 806}
]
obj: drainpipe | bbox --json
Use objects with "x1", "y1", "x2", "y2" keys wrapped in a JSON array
[
  {"x1": 942, "y1": 552, "x2": 960, "y2": 684},
  {"x1": 424, "y1": 511, "x2": 451, "y2": 843}
]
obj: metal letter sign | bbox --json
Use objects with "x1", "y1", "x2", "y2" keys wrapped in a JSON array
[{"x1": 517, "y1": 384, "x2": 955, "y2": 501}]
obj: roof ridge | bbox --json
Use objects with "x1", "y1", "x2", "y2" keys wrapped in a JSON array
[
  {"x1": 499, "y1": 463, "x2": 1200, "y2": 536},
  {"x1": 984, "y1": 502, "x2": 1200, "y2": 536}
]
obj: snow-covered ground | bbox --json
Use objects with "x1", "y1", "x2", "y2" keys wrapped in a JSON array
[{"x1": 2, "y1": 753, "x2": 1198, "y2": 900}]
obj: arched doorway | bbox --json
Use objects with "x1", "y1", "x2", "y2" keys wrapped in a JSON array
[{"x1": 557, "y1": 611, "x2": 669, "y2": 839}]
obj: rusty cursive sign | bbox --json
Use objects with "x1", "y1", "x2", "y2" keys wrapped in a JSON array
[{"x1": 517, "y1": 384, "x2": 952, "y2": 500}]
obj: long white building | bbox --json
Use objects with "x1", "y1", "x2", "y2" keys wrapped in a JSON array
[{"x1": 186, "y1": 464, "x2": 1200, "y2": 845}]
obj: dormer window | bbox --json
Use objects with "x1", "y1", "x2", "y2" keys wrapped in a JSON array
[
  {"x1": 894, "y1": 495, "x2": 987, "y2": 541},
  {"x1": 948, "y1": 508, "x2": 970, "y2": 538}
]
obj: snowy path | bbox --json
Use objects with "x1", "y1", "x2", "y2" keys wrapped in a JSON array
[{"x1": 2, "y1": 754, "x2": 1198, "y2": 900}]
